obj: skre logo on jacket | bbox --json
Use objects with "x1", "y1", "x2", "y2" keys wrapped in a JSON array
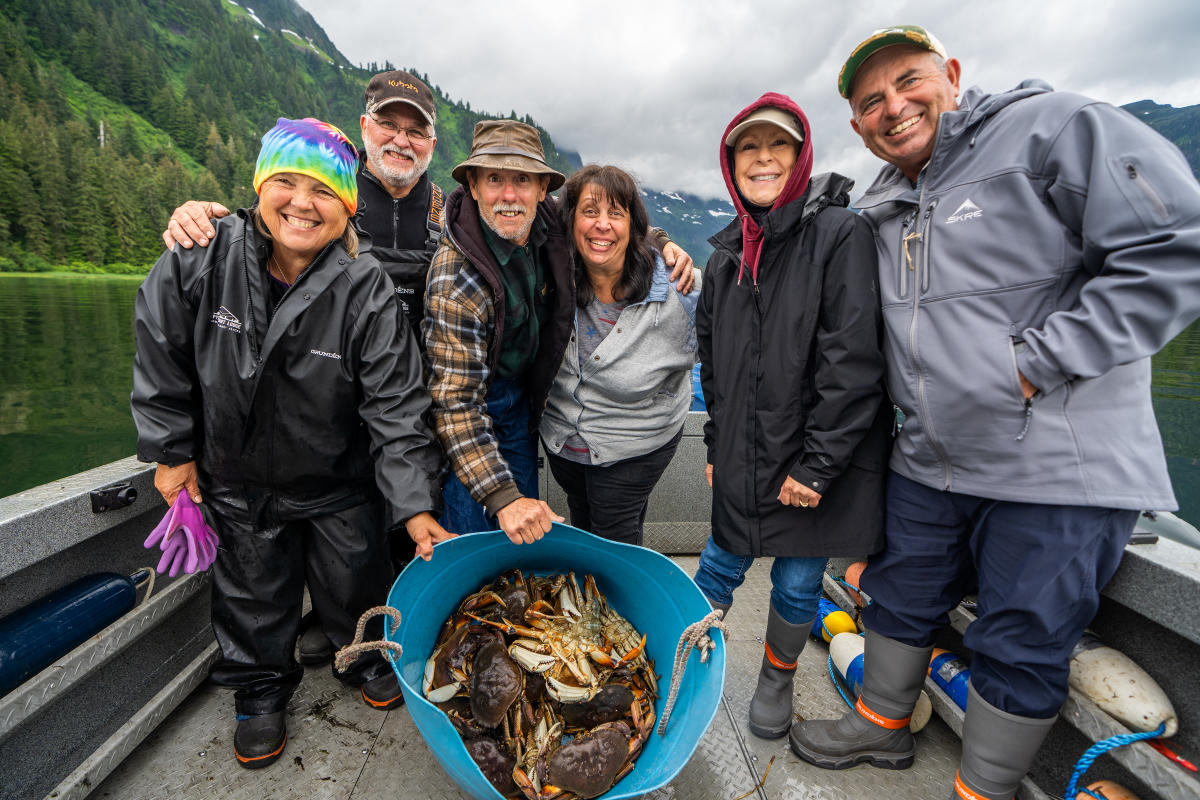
[
  {"x1": 946, "y1": 198, "x2": 983, "y2": 225},
  {"x1": 211, "y1": 306, "x2": 242, "y2": 333}
]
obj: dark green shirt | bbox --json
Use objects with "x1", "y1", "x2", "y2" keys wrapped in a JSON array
[{"x1": 481, "y1": 214, "x2": 550, "y2": 380}]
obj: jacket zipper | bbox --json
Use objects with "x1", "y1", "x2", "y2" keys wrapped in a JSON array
[
  {"x1": 1125, "y1": 162, "x2": 1169, "y2": 220},
  {"x1": 905, "y1": 197, "x2": 954, "y2": 490},
  {"x1": 1009, "y1": 336, "x2": 1034, "y2": 441},
  {"x1": 898, "y1": 211, "x2": 916, "y2": 298},
  {"x1": 920, "y1": 200, "x2": 938, "y2": 293}
]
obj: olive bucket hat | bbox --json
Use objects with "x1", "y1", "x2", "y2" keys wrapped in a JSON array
[{"x1": 451, "y1": 120, "x2": 566, "y2": 191}]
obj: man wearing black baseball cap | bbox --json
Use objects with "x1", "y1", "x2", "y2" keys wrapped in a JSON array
[
  {"x1": 164, "y1": 68, "x2": 445, "y2": 341},
  {"x1": 789, "y1": 24, "x2": 1200, "y2": 800}
]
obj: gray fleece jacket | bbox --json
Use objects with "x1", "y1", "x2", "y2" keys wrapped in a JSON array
[
  {"x1": 540, "y1": 256, "x2": 700, "y2": 465},
  {"x1": 856, "y1": 81, "x2": 1200, "y2": 510}
]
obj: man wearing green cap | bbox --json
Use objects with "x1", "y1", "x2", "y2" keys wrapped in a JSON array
[{"x1": 789, "y1": 25, "x2": 1200, "y2": 800}]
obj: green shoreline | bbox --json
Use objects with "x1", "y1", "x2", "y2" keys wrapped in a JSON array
[{"x1": 0, "y1": 271, "x2": 149, "y2": 280}]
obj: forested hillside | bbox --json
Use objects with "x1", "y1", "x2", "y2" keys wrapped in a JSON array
[
  {"x1": 0, "y1": 0, "x2": 578, "y2": 272},
  {"x1": 0, "y1": 0, "x2": 1196, "y2": 273}
]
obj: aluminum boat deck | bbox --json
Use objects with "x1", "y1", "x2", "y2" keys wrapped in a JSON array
[{"x1": 92, "y1": 557, "x2": 965, "y2": 800}]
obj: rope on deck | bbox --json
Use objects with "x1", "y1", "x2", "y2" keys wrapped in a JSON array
[
  {"x1": 333, "y1": 605, "x2": 404, "y2": 673},
  {"x1": 656, "y1": 609, "x2": 727, "y2": 736},
  {"x1": 1064, "y1": 721, "x2": 1166, "y2": 799}
]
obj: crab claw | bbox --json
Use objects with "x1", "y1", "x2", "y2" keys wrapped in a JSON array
[
  {"x1": 545, "y1": 674, "x2": 596, "y2": 703},
  {"x1": 510, "y1": 644, "x2": 557, "y2": 673},
  {"x1": 617, "y1": 633, "x2": 647, "y2": 666}
]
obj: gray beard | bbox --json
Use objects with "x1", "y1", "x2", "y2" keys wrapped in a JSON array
[{"x1": 364, "y1": 140, "x2": 431, "y2": 192}]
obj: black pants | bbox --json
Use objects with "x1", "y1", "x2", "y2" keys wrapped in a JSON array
[
  {"x1": 544, "y1": 427, "x2": 683, "y2": 546},
  {"x1": 205, "y1": 486, "x2": 395, "y2": 716}
]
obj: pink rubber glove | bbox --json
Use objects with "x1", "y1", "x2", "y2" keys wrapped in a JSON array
[{"x1": 144, "y1": 494, "x2": 220, "y2": 575}]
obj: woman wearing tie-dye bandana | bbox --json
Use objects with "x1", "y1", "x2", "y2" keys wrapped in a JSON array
[{"x1": 132, "y1": 117, "x2": 451, "y2": 769}]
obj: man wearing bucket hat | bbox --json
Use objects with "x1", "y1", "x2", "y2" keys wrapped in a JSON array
[
  {"x1": 788, "y1": 25, "x2": 1200, "y2": 800},
  {"x1": 426, "y1": 120, "x2": 694, "y2": 542}
]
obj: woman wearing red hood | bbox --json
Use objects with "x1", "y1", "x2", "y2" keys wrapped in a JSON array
[{"x1": 693, "y1": 93, "x2": 892, "y2": 740}]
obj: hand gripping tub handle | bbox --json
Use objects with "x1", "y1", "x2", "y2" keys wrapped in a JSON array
[
  {"x1": 657, "y1": 608, "x2": 728, "y2": 736},
  {"x1": 333, "y1": 605, "x2": 404, "y2": 673}
]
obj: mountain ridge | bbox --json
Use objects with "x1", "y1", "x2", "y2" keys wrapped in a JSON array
[{"x1": 0, "y1": 0, "x2": 1195, "y2": 271}]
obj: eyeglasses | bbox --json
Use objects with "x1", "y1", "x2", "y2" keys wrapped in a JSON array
[{"x1": 368, "y1": 113, "x2": 433, "y2": 143}]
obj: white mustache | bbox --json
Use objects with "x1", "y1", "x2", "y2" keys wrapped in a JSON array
[{"x1": 382, "y1": 144, "x2": 417, "y2": 161}]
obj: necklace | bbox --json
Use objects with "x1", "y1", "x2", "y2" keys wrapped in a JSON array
[{"x1": 267, "y1": 255, "x2": 293, "y2": 287}]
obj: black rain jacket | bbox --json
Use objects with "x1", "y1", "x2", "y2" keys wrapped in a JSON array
[
  {"x1": 131, "y1": 210, "x2": 441, "y2": 528},
  {"x1": 699, "y1": 172, "x2": 891, "y2": 558}
]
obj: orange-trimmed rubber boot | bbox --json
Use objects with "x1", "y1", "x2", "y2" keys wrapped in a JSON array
[
  {"x1": 789, "y1": 630, "x2": 931, "y2": 769},
  {"x1": 748, "y1": 604, "x2": 812, "y2": 739},
  {"x1": 234, "y1": 711, "x2": 287, "y2": 769},
  {"x1": 361, "y1": 671, "x2": 405, "y2": 710}
]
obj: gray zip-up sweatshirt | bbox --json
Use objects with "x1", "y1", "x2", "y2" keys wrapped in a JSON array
[
  {"x1": 540, "y1": 256, "x2": 700, "y2": 465},
  {"x1": 856, "y1": 81, "x2": 1200, "y2": 510}
]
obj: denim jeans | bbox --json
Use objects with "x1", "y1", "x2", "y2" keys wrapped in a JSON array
[
  {"x1": 439, "y1": 376, "x2": 539, "y2": 534},
  {"x1": 693, "y1": 535, "x2": 827, "y2": 625}
]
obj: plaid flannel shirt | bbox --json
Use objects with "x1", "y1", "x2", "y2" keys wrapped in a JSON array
[{"x1": 424, "y1": 235, "x2": 524, "y2": 514}]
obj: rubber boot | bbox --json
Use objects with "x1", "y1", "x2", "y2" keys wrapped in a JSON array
[
  {"x1": 789, "y1": 629, "x2": 932, "y2": 769},
  {"x1": 361, "y1": 670, "x2": 406, "y2": 710},
  {"x1": 234, "y1": 711, "x2": 287, "y2": 769},
  {"x1": 296, "y1": 610, "x2": 333, "y2": 665},
  {"x1": 950, "y1": 683, "x2": 1056, "y2": 799},
  {"x1": 748, "y1": 604, "x2": 811, "y2": 739}
]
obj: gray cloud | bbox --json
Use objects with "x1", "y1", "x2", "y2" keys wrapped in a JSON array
[{"x1": 297, "y1": 0, "x2": 1200, "y2": 200}]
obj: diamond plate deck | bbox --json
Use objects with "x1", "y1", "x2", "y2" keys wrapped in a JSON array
[{"x1": 95, "y1": 557, "x2": 971, "y2": 800}]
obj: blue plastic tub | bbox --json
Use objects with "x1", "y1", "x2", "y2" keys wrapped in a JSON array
[{"x1": 384, "y1": 523, "x2": 725, "y2": 799}]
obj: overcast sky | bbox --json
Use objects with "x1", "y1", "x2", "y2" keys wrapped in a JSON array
[{"x1": 296, "y1": 0, "x2": 1200, "y2": 201}]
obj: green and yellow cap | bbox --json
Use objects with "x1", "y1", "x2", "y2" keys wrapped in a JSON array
[{"x1": 838, "y1": 25, "x2": 948, "y2": 98}]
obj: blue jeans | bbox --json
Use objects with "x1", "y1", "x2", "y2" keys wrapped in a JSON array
[
  {"x1": 693, "y1": 535, "x2": 827, "y2": 625},
  {"x1": 862, "y1": 471, "x2": 1137, "y2": 717},
  {"x1": 440, "y1": 377, "x2": 539, "y2": 534}
]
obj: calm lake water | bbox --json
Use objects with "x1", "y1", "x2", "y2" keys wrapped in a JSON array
[{"x1": 2, "y1": 273, "x2": 1199, "y2": 526}]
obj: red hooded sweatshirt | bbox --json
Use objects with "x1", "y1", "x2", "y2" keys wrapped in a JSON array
[{"x1": 720, "y1": 92, "x2": 814, "y2": 284}]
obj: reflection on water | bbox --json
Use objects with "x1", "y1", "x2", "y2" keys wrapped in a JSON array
[
  {"x1": 1, "y1": 276, "x2": 1199, "y2": 528},
  {"x1": 0, "y1": 275, "x2": 140, "y2": 497}
]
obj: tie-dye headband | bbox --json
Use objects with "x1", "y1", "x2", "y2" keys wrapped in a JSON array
[{"x1": 253, "y1": 117, "x2": 359, "y2": 214}]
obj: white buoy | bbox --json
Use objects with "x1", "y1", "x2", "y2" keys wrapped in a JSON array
[
  {"x1": 830, "y1": 632, "x2": 932, "y2": 733},
  {"x1": 1069, "y1": 632, "x2": 1177, "y2": 737}
]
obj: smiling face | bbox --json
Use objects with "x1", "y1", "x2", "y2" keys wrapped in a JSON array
[
  {"x1": 849, "y1": 46, "x2": 961, "y2": 181},
  {"x1": 360, "y1": 104, "x2": 436, "y2": 196},
  {"x1": 733, "y1": 121, "x2": 800, "y2": 208},
  {"x1": 468, "y1": 168, "x2": 550, "y2": 245},
  {"x1": 572, "y1": 183, "x2": 631, "y2": 274},
  {"x1": 257, "y1": 172, "x2": 350, "y2": 264}
]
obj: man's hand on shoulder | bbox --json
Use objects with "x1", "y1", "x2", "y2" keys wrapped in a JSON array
[
  {"x1": 162, "y1": 201, "x2": 230, "y2": 250},
  {"x1": 496, "y1": 497, "x2": 563, "y2": 545},
  {"x1": 662, "y1": 242, "x2": 696, "y2": 292}
]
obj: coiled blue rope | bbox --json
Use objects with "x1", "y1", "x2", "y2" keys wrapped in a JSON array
[
  {"x1": 1064, "y1": 721, "x2": 1166, "y2": 798},
  {"x1": 826, "y1": 653, "x2": 856, "y2": 709}
]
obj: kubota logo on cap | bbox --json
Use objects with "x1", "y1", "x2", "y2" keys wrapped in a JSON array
[{"x1": 388, "y1": 79, "x2": 417, "y2": 92}]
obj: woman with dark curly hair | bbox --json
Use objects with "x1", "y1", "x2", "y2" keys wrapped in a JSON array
[{"x1": 539, "y1": 164, "x2": 700, "y2": 546}]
